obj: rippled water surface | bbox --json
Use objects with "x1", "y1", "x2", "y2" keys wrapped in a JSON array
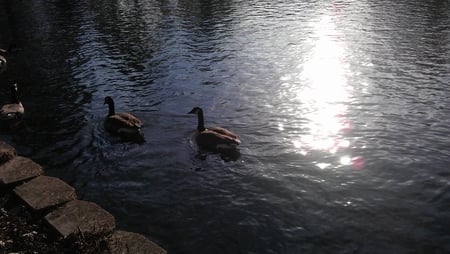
[{"x1": 1, "y1": 0, "x2": 449, "y2": 253}]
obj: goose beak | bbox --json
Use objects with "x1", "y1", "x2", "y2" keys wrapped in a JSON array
[{"x1": 188, "y1": 109, "x2": 195, "y2": 114}]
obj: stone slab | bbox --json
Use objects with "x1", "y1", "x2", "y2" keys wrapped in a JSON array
[
  {"x1": 0, "y1": 141, "x2": 16, "y2": 164},
  {"x1": 45, "y1": 200, "x2": 115, "y2": 238},
  {"x1": 14, "y1": 176, "x2": 77, "y2": 210},
  {"x1": 108, "y1": 230, "x2": 167, "y2": 254},
  {"x1": 0, "y1": 156, "x2": 43, "y2": 185}
]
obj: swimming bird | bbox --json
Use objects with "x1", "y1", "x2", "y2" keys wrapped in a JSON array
[
  {"x1": 188, "y1": 107, "x2": 241, "y2": 150},
  {"x1": 0, "y1": 55, "x2": 6, "y2": 73},
  {"x1": 104, "y1": 96, "x2": 144, "y2": 141},
  {"x1": 0, "y1": 44, "x2": 18, "y2": 74},
  {"x1": 0, "y1": 83, "x2": 24, "y2": 120}
]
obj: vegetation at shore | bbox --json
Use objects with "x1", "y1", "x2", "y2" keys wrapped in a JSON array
[{"x1": 0, "y1": 189, "x2": 109, "y2": 254}]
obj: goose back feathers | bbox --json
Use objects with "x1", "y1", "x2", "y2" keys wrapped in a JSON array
[{"x1": 188, "y1": 107, "x2": 240, "y2": 150}]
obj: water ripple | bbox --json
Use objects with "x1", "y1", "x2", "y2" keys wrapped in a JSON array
[{"x1": 1, "y1": 0, "x2": 449, "y2": 253}]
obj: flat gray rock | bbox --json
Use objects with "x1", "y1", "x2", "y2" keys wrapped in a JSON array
[
  {"x1": 45, "y1": 200, "x2": 115, "y2": 238},
  {"x1": 14, "y1": 176, "x2": 77, "y2": 210},
  {"x1": 0, "y1": 156, "x2": 43, "y2": 185},
  {"x1": 108, "y1": 230, "x2": 167, "y2": 254}
]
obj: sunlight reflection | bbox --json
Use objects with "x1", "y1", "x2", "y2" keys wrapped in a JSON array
[
  {"x1": 290, "y1": 15, "x2": 363, "y2": 169},
  {"x1": 339, "y1": 156, "x2": 352, "y2": 166}
]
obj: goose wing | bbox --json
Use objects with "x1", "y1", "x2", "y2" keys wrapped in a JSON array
[
  {"x1": 106, "y1": 114, "x2": 141, "y2": 130},
  {"x1": 116, "y1": 112, "x2": 143, "y2": 128},
  {"x1": 105, "y1": 114, "x2": 145, "y2": 143},
  {"x1": 207, "y1": 127, "x2": 240, "y2": 143},
  {"x1": 198, "y1": 129, "x2": 241, "y2": 148}
]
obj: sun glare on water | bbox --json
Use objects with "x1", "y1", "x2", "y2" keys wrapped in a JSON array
[{"x1": 287, "y1": 14, "x2": 364, "y2": 170}]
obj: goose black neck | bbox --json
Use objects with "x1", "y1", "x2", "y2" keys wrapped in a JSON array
[
  {"x1": 11, "y1": 85, "x2": 19, "y2": 104},
  {"x1": 107, "y1": 101, "x2": 115, "y2": 116},
  {"x1": 197, "y1": 109, "x2": 205, "y2": 132}
]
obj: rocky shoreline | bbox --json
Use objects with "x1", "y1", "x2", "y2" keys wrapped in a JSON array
[
  {"x1": 0, "y1": 142, "x2": 166, "y2": 254},
  {"x1": 0, "y1": 1, "x2": 167, "y2": 253},
  {"x1": 0, "y1": 189, "x2": 107, "y2": 254}
]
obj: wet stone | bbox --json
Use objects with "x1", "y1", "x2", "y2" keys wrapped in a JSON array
[
  {"x1": 108, "y1": 230, "x2": 167, "y2": 254},
  {"x1": 0, "y1": 141, "x2": 16, "y2": 164},
  {"x1": 14, "y1": 176, "x2": 77, "y2": 210},
  {"x1": 0, "y1": 156, "x2": 43, "y2": 185},
  {"x1": 45, "y1": 200, "x2": 115, "y2": 238}
]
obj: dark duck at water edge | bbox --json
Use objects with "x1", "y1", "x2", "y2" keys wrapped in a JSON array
[
  {"x1": 0, "y1": 45, "x2": 19, "y2": 74},
  {"x1": 0, "y1": 83, "x2": 24, "y2": 121},
  {"x1": 0, "y1": 47, "x2": 8, "y2": 73},
  {"x1": 188, "y1": 107, "x2": 241, "y2": 151},
  {"x1": 0, "y1": 55, "x2": 6, "y2": 73},
  {"x1": 104, "y1": 96, "x2": 144, "y2": 142}
]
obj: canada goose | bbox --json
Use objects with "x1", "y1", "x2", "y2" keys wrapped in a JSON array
[
  {"x1": 104, "y1": 96, "x2": 144, "y2": 140},
  {"x1": 188, "y1": 107, "x2": 241, "y2": 150},
  {"x1": 0, "y1": 83, "x2": 24, "y2": 120},
  {"x1": 0, "y1": 44, "x2": 18, "y2": 73},
  {"x1": 0, "y1": 55, "x2": 6, "y2": 73}
]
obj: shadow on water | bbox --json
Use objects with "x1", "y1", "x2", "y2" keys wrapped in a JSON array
[
  {"x1": 188, "y1": 135, "x2": 242, "y2": 164},
  {"x1": 104, "y1": 129, "x2": 146, "y2": 145}
]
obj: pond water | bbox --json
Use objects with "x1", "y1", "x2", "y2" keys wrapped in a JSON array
[{"x1": 1, "y1": 0, "x2": 449, "y2": 253}]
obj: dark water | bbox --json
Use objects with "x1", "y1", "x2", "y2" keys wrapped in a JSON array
[{"x1": 1, "y1": 0, "x2": 449, "y2": 253}]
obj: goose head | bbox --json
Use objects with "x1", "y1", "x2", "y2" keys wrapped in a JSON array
[
  {"x1": 188, "y1": 107, "x2": 203, "y2": 115},
  {"x1": 104, "y1": 96, "x2": 114, "y2": 105},
  {"x1": 11, "y1": 83, "x2": 18, "y2": 91}
]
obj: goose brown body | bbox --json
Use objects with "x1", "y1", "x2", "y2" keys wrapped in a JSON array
[
  {"x1": 104, "y1": 96, "x2": 143, "y2": 139},
  {"x1": 0, "y1": 83, "x2": 24, "y2": 120},
  {"x1": 188, "y1": 107, "x2": 240, "y2": 150}
]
